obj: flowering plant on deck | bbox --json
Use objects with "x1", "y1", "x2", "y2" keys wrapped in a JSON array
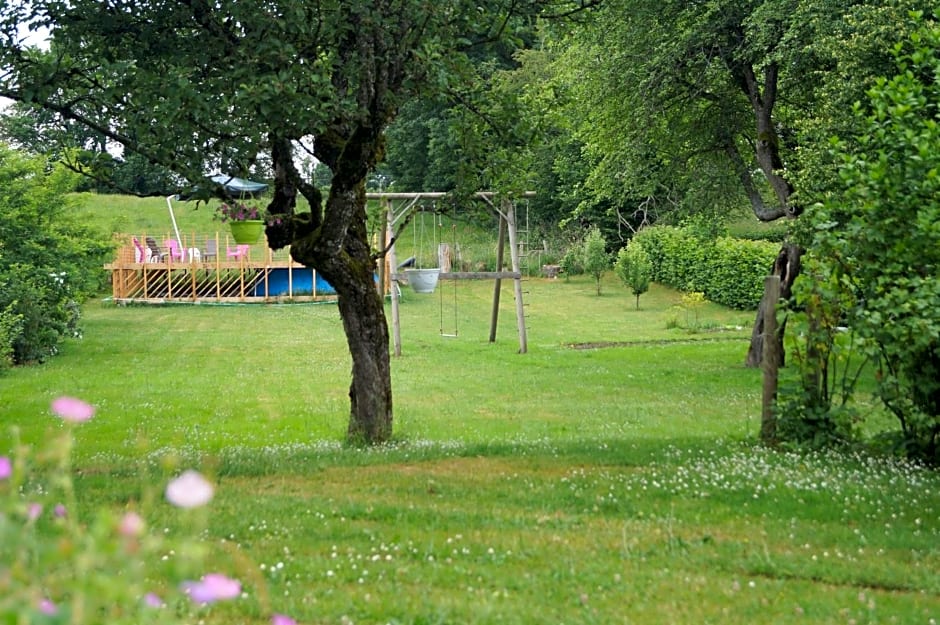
[{"x1": 215, "y1": 201, "x2": 263, "y2": 223}]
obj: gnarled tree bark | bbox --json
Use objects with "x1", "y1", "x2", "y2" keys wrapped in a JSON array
[{"x1": 745, "y1": 243, "x2": 803, "y2": 368}]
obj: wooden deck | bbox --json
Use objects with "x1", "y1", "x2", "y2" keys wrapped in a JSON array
[{"x1": 106, "y1": 234, "x2": 385, "y2": 304}]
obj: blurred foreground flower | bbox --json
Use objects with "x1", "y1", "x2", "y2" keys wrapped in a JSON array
[
  {"x1": 182, "y1": 573, "x2": 241, "y2": 604},
  {"x1": 144, "y1": 592, "x2": 165, "y2": 608},
  {"x1": 38, "y1": 598, "x2": 57, "y2": 615},
  {"x1": 3, "y1": 397, "x2": 296, "y2": 625},
  {"x1": 119, "y1": 511, "x2": 145, "y2": 537},
  {"x1": 51, "y1": 396, "x2": 95, "y2": 423},
  {"x1": 165, "y1": 470, "x2": 214, "y2": 508}
]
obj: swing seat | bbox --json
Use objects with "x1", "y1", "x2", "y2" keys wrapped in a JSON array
[{"x1": 405, "y1": 267, "x2": 440, "y2": 294}]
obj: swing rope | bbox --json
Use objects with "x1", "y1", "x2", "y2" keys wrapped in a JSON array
[
  {"x1": 439, "y1": 204, "x2": 459, "y2": 337},
  {"x1": 412, "y1": 205, "x2": 432, "y2": 269}
]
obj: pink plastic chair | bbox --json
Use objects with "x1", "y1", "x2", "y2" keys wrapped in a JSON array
[
  {"x1": 132, "y1": 237, "x2": 147, "y2": 263},
  {"x1": 163, "y1": 239, "x2": 185, "y2": 262},
  {"x1": 226, "y1": 244, "x2": 250, "y2": 259}
]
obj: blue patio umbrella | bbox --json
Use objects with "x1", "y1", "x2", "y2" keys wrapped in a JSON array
[
  {"x1": 166, "y1": 175, "x2": 267, "y2": 256},
  {"x1": 209, "y1": 174, "x2": 268, "y2": 197}
]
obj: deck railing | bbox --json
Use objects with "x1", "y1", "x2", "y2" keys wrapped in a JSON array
[{"x1": 106, "y1": 233, "x2": 382, "y2": 304}]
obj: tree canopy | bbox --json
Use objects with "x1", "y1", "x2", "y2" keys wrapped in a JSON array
[
  {"x1": 378, "y1": 0, "x2": 934, "y2": 235},
  {"x1": 0, "y1": 0, "x2": 600, "y2": 443}
]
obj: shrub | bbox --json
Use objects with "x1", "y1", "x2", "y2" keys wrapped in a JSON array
[
  {"x1": 581, "y1": 226, "x2": 609, "y2": 295},
  {"x1": 0, "y1": 301, "x2": 22, "y2": 372},
  {"x1": 808, "y1": 16, "x2": 940, "y2": 462},
  {"x1": 559, "y1": 244, "x2": 583, "y2": 278},
  {"x1": 729, "y1": 222, "x2": 789, "y2": 243},
  {"x1": 0, "y1": 147, "x2": 111, "y2": 364},
  {"x1": 776, "y1": 259, "x2": 869, "y2": 450},
  {"x1": 614, "y1": 242, "x2": 651, "y2": 309},
  {"x1": 632, "y1": 225, "x2": 778, "y2": 309},
  {"x1": 707, "y1": 237, "x2": 780, "y2": 309},
  {"x1": 0, "y1": 264, "x2": 82, "y2": 364}
]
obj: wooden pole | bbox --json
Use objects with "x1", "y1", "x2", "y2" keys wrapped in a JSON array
[
  {"x1": 189, "y1": 234, "x2": 197, "y2": 301},
  {"x1": 288, "y1": 253, "x2": 294, "y2": 298},
  {"x1": 760, "y1": 275, "x2": 781, "y2": 445},
  {"x1": 162, "y1": 236, "x2": 174, "y2": 300},
  {"x1": 378, "y1": 208, "x2": 388, "y2": 297},
  {"x1": 503, "y1": 198, "x2": 528, "y2": 354},
  {"x1": 263, "y1": 246, "x2": 270, "y2": 300},
  {"x1": 143, "y1": 261, "x2": 149, "y2": 299},
  {"x1": 489, "y1": 215, "x2": 507, "y2": 343},
  {"x1": 215, "y1": 233, "x2": 221, "y2": 302},
  {"x1": 238, "y1": 249, "x2": 245, "y2": 301},
  {"x1": 386, "y1": 198, "x2": 402, "y2": 357}
]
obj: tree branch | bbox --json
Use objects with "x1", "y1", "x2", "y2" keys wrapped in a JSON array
[{"x1": 724, "y1": 138, "x2": 788, "y2": 222}]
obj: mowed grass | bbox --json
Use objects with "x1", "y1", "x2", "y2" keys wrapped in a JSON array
[{"x1": 2, "y1": 244, "x2": 939, "y2": 622}]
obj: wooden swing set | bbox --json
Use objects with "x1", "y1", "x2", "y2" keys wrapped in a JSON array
[{"x1": 369, "y1": 191, "x2": 535, "y2": 357}]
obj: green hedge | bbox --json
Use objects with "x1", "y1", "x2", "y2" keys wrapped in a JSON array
[{"x1": 632, "y1": 226, "x2": 779, "y2": 309}]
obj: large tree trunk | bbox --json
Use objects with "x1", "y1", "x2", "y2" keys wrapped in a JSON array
[
  {"x1": 294, "y1": 184, "x2": 393, "y2": 444},
  {"x1": 331, "y1": 260, "x2": 393, "y2": 444},
  {"x1": 745, "y1": 243, "x2": 803, "y2": 368},
  {"x1": 269, "y1": 135, "x2": 394, "y2": 445}
]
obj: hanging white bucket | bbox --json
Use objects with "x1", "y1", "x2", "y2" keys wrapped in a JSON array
[{"x1": 405, "y1": 268, "x2": 440, "y2": 294}]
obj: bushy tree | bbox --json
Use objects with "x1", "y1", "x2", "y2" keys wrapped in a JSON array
[
  {"x1": 559, "y1": 240, "x2": 583, "y2": 280},
  {"x1": 614, "y1": 243, "x2": 651, "y2": 309},
  {"x1": 0, "y1": 264, "x2": 22, "y2": 372},
  {"x1": 548, "y1": 0, "x2": 936, "y2": 367},
  {"x1": 810, "y1": 13, "x2": 940, "y2": 461},
  {"x1": 0, "y1": 102, "x2": 180, "y2": 195},
  {"x1": 0, "y1": 146, "x2": 111, "y2": 365},
  {"x1": 581, "y1": 226, "x2": 609, "y2": 295}
]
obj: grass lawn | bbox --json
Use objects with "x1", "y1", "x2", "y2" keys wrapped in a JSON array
[{"x1": 2, "y1": 252, "x2": 938, "y2": 623}]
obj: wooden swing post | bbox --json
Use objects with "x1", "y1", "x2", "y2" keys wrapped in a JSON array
[{"x1": 489, "y1": 214, "x2": 506, "y2": 343}]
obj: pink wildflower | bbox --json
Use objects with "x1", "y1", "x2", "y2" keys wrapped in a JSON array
[
  {"x1": 165, "y1": 470, "x2": 214, "y2": 508},
  {"x1": 0, "y1": 456, "x2": 10, "y2": 480},
  {"x1": 38, "y1": 599, "x2": 57, "y2": 615},
  {"x1": 143, "y1": 592, "x2": 164, "y2": 608},
  {"x1": 119, "y1": 511, "x2": 145, "y2": 537},
  {"x1": 182, "y1": 573, "x2": 241, "y2": 604},
  {"x1": 51, "y1": 396, "x2": 95, "y2": 423}
]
